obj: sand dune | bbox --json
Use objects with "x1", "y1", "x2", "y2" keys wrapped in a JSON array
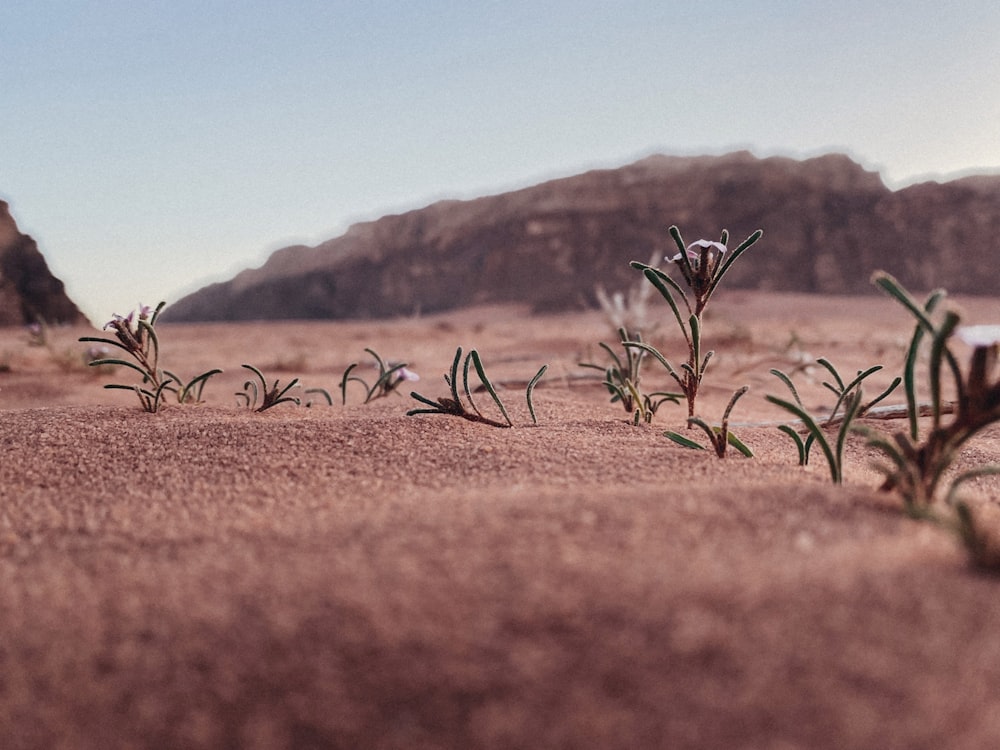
[{"x1": 1, "y1": 292, "x2": 999, "y2": 749}]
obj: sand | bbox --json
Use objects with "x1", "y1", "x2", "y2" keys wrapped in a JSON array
[{"x1": 1, "y1": 291, "x2": 1000, "y2": 749}]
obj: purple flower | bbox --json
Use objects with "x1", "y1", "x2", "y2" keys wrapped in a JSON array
[
  {"x1": 396, "y1": 367, "x2": 420, "y2": 383},
  {"x1": 104, "y1": 311, "x2": 134, "y2": 330}
]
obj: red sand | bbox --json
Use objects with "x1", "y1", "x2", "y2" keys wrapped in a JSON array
[{"x1": 1, "y1": 292, "x2": 999, "y2": 749}]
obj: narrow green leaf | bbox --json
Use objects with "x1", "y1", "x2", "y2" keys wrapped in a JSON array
[
  {"x1": 928, "y1": 311, "x2": 960, "y2": 428},
  {"x1": 470, "y1": 350, "x2": 513, "y2": 426},
  {"x1": 78, "y1": 335, "x2": 133, "y2": 354},
  {"x1": 689, "y1": 314, "x2": 701, "y2": 376},
  {"x1": 668, "y1": 225, "x2": 694, "y2": 285},
  {"x1": 769, "y1": 368, "x2": 804, "y2": 408},
  {"x1": 448, "y1": 347, "x2": 463, "y2": 405},
  {"x1": 409, "y1": 391, "x2": 443, "y2": 409},
  {"x1": 864, "y1": 376, "x2": 902, "y2": 413},
  {"x1": 687, "y1": 416, "x2": 722, "y2": 454},
  {"x1": 872, "y1": 271, "x2": 937, "y2": 334},
  {"x1": 726, "y1": 431, "x2": 754, "y2": 458},
  {"x1": 624, "y1": 341, "x2": 682, "y2": 383},
  {"x1": 664, "y1": 430, "x2": 705, "y2": 450},
  {"x1": 406, "y1": 407, "x2": 446, "y2": 417},
  {"x1": 148, "y1": 301, "x2": 167, "y2": 327},
  {"x1": 766, "y1": 394, "x2": 838, "y2": 483},
  {"x1": 777, "y1": 424, "x2": 807, "y2": 465},
  {"x1": 241, "y1": 364, "x2": 267, "y2": 390},
  {"x1": 340, "y1": 363, "x2": 359, "y2": 405},
  {"x1": 526, "y1": 364, "x2": 547, "y2": 425},
  {"x1": 722, "y1": 385, "x2": 750, "y2": 424},
  {"x1": 708, "y1": 228, "x2": 762, "y2": 302},
  {"x1": 461, "y1": 351, "x2": 483, "y2": 418},
  {"x1": 834, "y1": 389, "x2": 864, "y2": 480},
  {"x1": 139, "y1": 319, "x2": 160, "y2": 371},
  {"x1": 364, "y1": 347, "x2": 388, "y2": 374},
  {"x1": 88, "y1": 358, "x2": 149, "y2": 378},
  {"x1": 816, "y1": 358, "x2": 845, "y2": 391}
]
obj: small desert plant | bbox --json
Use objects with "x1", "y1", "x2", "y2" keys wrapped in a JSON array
[
  {"x1": 579, "y1": 327, "x2": 681, "y2": 425},
  {"x1": 407, "y1": 347, "x2": 547, "y2": 427},
  {"x1": 766, "y1": 378, "x2": 865, "y2": 484},
  {"x1": 164, "y1": 367, "x2": 224, "y2": 404},
  {"x1": 767, "y1": 355, "x2": 901, "y2": 475},
  {"x1": 79, "y1": 302, "x2": 222, "y2": 413},
  {"x1": 855, "y1": 273, "x2": 1000, "y2": 519},
  {"x1": 236, "y1": 364, "x2": 301, "y2": 411},
  {"x1": 664, "y1": 386, "x2": 754, "y2": 458},
  {"x1": 808, "y1": 357, "x2": 901, "y2": 426},
  {"x1": 628, "y1": 225, "x2": 763, "y2": 421},
  {"x1": 340, "y1": 348, "x2": 419, "y2": 405}
]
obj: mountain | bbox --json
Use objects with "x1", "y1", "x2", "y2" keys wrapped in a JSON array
[
  {"x1": 165, "y1": 152, "x2": 1000, "y2": 322},
  {"x1": 0, "y1": 200, "x2": 86, "y2": 326}
]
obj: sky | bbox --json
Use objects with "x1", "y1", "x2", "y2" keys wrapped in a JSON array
[{"x1": 3, "y1": 1, "x2": 1000, "y2": 324}]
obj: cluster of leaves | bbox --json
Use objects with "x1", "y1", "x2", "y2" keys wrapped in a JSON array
[
  {"x1": 407, "y1": 347, "x2": 547, "y2": 428},
  {"x1": 767, "y1": 357, "x2": 900, "y2": 483},
  {"x1": 580, "y1": 328, "x2": 681, "y2": 425},
  {"x1": 79, "y1": 302, "x2": 222, "y2": 413},
  {"x1": 853, "y1": 274, "x2": 1000, "y2": 569},
  {"x1": 340, "y1": 348, "x2": 418, "y2": 405},
  {"x1": 664, "y1": 386, "x2": 753, "y2": 458},
  {"x1": 235, "y1": 364, "x2": 301, "y2": 412},
  {"x1": 629, "y1": 226, "x2": 762, "y2": 420}
]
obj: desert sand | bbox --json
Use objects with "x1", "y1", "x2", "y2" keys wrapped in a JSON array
[{"x1": 1, "y1": 291, "x2": 1000, "y2": 749}]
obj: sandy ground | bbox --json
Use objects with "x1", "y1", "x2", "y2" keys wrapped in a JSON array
[{"x1": 2, "y1": 291, "x2": 1000, "y2": 749}]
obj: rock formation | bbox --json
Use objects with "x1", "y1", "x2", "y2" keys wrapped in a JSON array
[
  {"x1": 164, "y1": 152, "x2": 1000, "y2": 321},
  {"x1": 0, "y1": 200, "x2": 86, "y2": 326}
]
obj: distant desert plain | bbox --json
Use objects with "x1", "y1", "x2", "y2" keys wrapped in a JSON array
[{"x1": 2, "y1": 290, "x2": 1000, "y2": 749}]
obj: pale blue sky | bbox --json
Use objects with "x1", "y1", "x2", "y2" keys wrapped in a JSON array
[{"x1": 3, "y1": 1, "x2": 999, "y2": 323}]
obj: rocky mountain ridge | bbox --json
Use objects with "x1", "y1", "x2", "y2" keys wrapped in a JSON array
[
  {"x1": 165, "y1": 152, "x2": 1000, "y2": 321},
  {"x1": 0, "y1": 200, "x2": 86, "y2": 326}
]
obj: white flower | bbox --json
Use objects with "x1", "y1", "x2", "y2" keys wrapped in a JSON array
[
  {"x1": 956, "y1": 325, "x2": 1000, "y2": 349},
  {"x1": 670, "y1": 239, "x2": 727, "y2": 269}
]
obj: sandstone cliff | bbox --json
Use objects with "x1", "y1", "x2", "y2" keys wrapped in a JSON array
[
  {"x1": 0, "y1": 200, "x2": 86, "y2": 326},
  {"x1": 165, "y1": 152, "x2": 1000, "y2": 321}
]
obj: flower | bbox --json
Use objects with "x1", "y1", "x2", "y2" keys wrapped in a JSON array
[
  {"x1": 957, "y1": 325, "x2": 1000, "y2": 349},
  {"x1": 83, "y1": 345, "x2": 110, "y2": 363},
  {"x1": 396, "y1": 367, "x2": 420, "y2": 383},
  {"x1": 670, "y1": 239, "x2": 727, "y2": 270},
  {"x1": 104, "y1": 311, "x2": 134, "y2": 330}
]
